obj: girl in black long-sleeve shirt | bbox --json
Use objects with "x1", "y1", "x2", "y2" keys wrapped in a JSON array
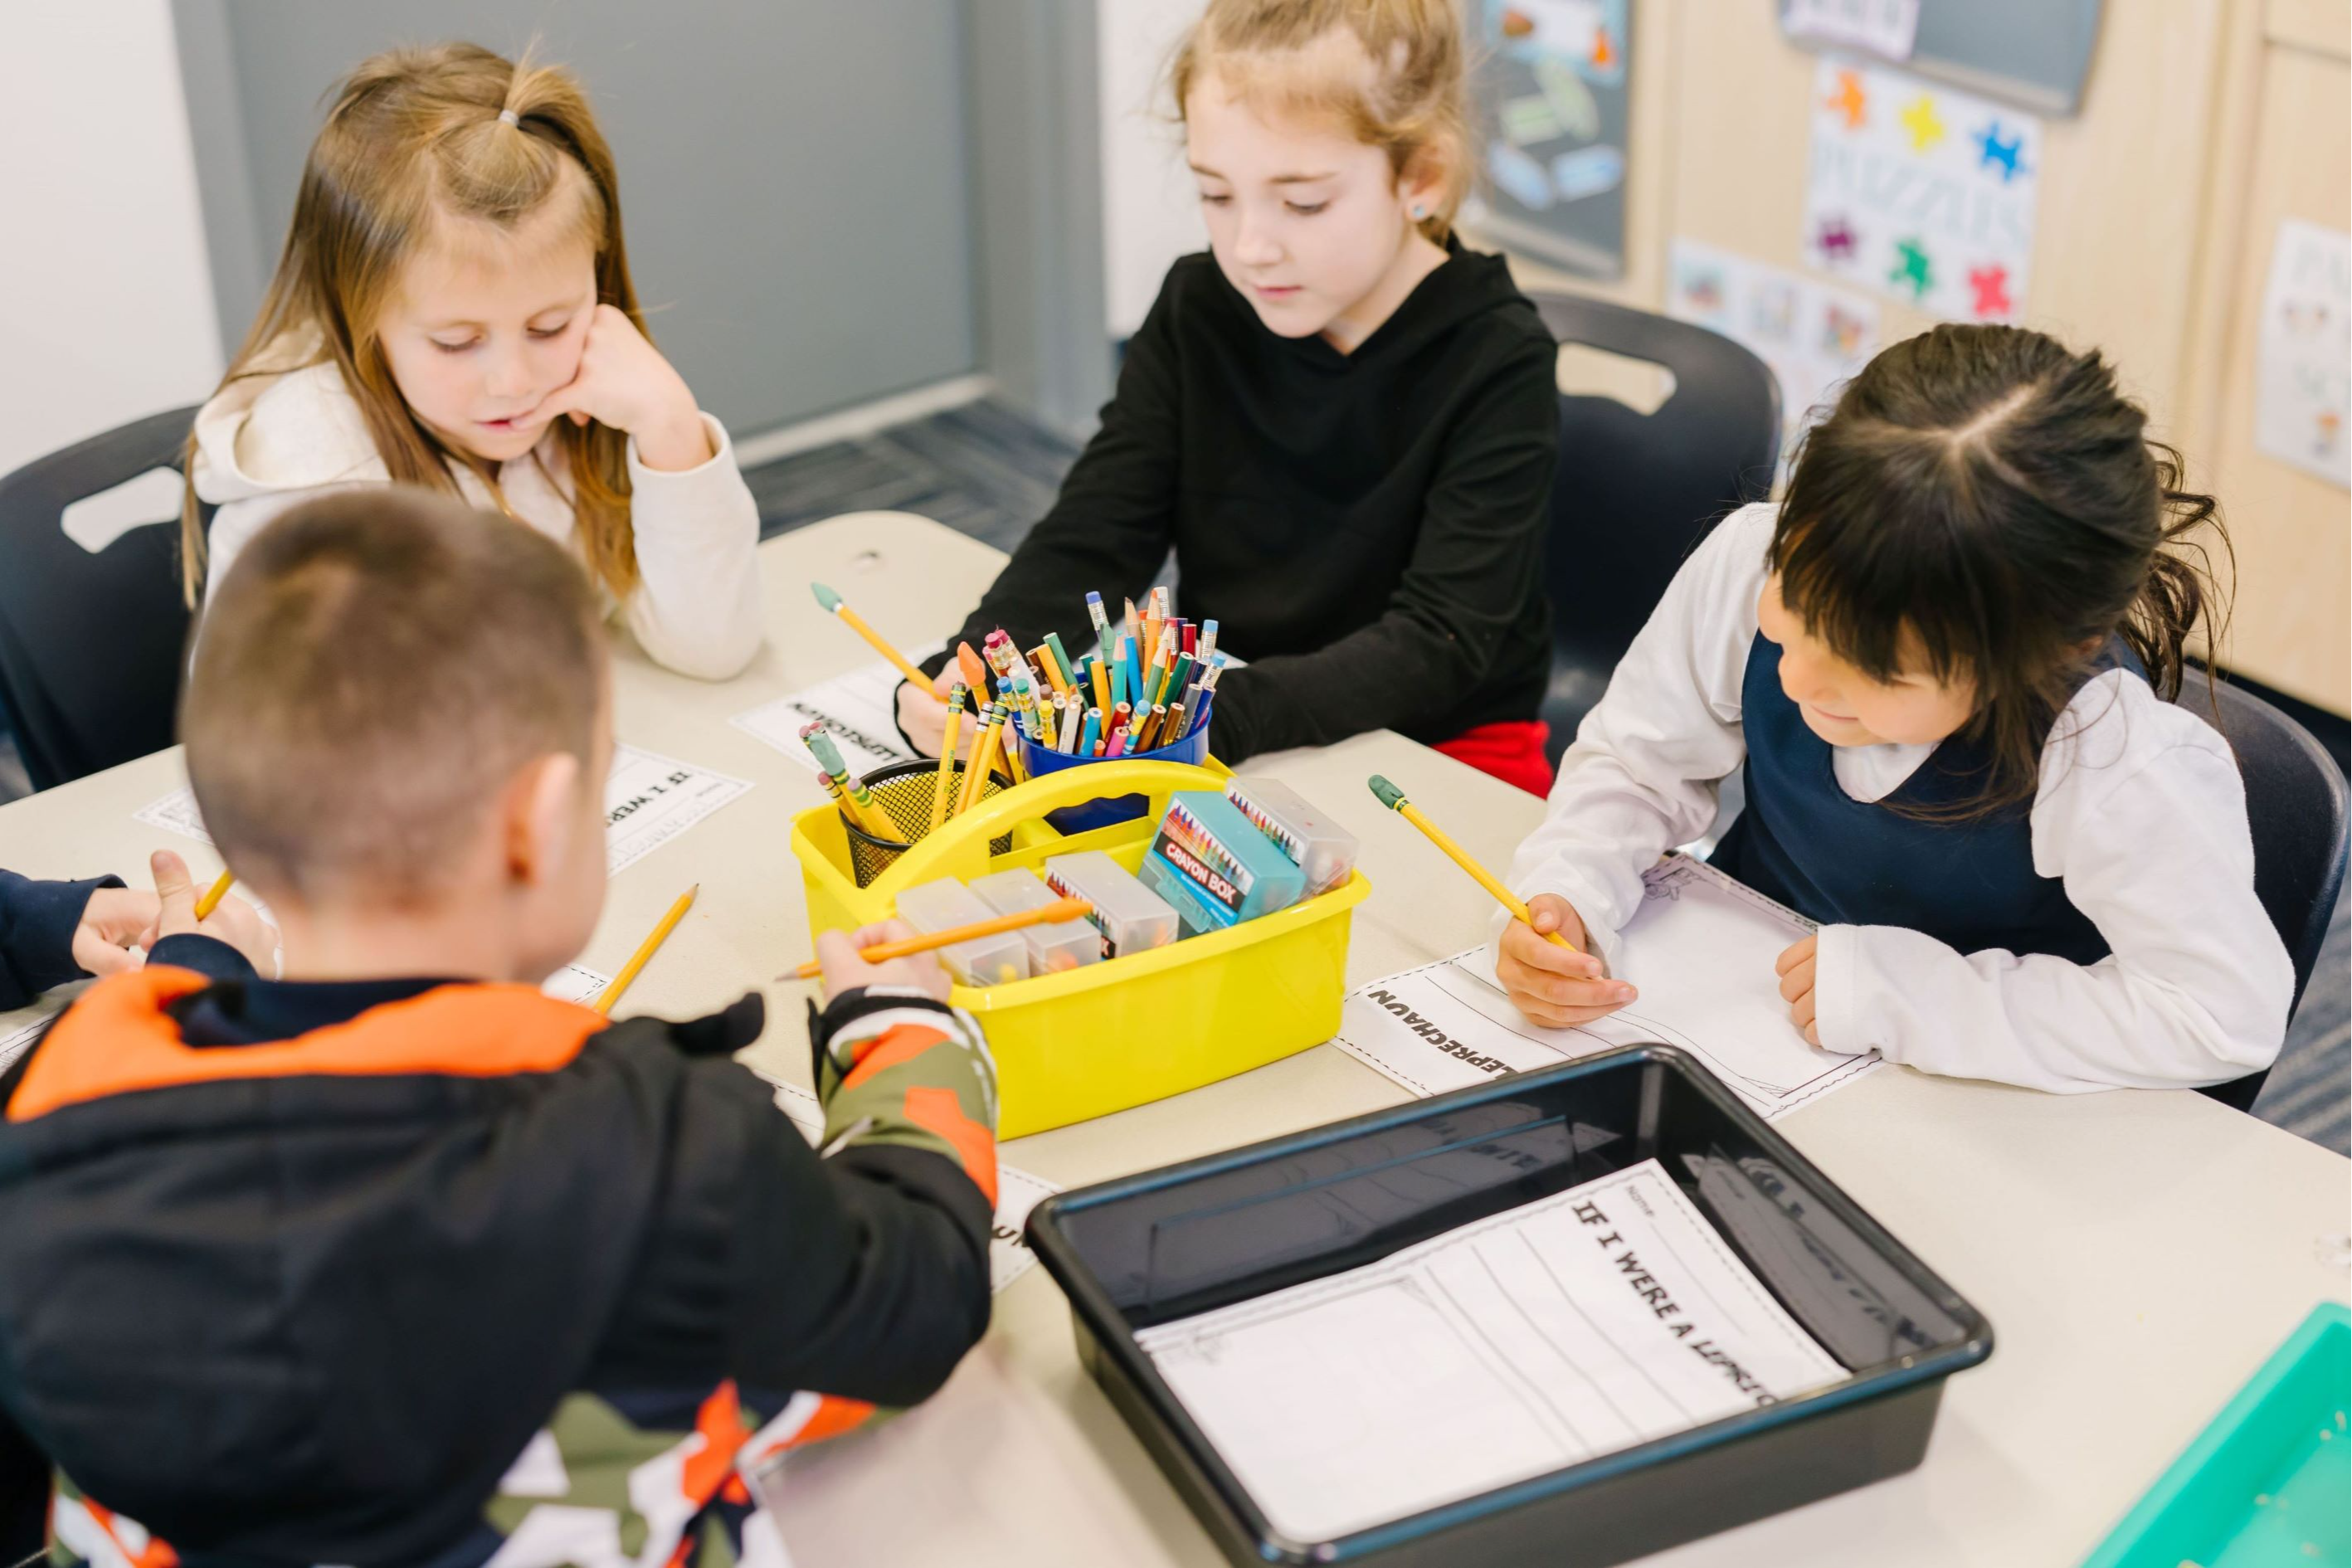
[{"x1": 902, "y1": 0, "x2": 1561, "y2": 789}]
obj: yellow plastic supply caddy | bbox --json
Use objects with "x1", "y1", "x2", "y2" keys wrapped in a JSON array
[{"x1": 789, "y1": 758, "x2": 1370, "y2": 1137}]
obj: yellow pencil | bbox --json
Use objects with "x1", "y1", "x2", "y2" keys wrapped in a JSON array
[
  {"x1": 931, "y1": 684, "x2": 967, "y2": 830},
  {"x1": 192, "y1": 868, "x2": 235, "y2": 921},
  {"x1": 959, "y1": 704, "x2": 1006, "y2": 816},
  {"x1": 1366, "y1": 776, "x2": 1580, "y2": 952},
  {"x1": 785, "y1": 898, "x2": 1093, "y2": 980},
  {"x1": 594, "y1": 884, "x2": 699, "y2": 1015},
  {"x1": 811, "y1": 582, "x2": 932, "y2": 689}
]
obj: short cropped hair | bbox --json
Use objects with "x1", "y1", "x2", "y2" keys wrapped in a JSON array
[{"x1": 183, "y1": 487, "x2": 606, "y2": 903}]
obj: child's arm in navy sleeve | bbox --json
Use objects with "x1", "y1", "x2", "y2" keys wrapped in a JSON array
[{"x1": 0, "y1": 870, "x2": 127, "y2": 1010}]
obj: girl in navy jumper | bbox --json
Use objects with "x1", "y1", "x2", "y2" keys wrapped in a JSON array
[{"x1": 1496, "y1": 324, "x2": 2291, "y2": 1092}]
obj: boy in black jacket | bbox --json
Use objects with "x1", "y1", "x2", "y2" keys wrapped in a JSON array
[{"x1": 0, "y1": 489, "x2": 998, "y2": 1566}]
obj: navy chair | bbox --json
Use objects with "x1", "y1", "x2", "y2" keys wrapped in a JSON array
[
  {"x1": 1527, "y1": 294, "x2": 1780, "y2": 763},
  {"x1": 0, "y1": 407, "x2": 202, "y2": 791},
  {"x1": 2177, "y1": 667, "x2": 2349, "y2": 1112}
]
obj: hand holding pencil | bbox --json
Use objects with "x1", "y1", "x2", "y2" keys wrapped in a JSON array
[
  {"x1": 807, "y1": 918, "x2": 953, "y2": 1003},
  {"x1": 1364, "y1": 776, "x2": 1634, "y2": 1028}
]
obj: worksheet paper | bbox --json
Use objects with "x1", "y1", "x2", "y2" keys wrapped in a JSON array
[
  {"x1": 1334, "y1": 857, "x2": 1879, "y2": 1121},
  {"x1": 131, "y1": 743, "x2": 750, "y2": 879},
  {"x1": 730, "y1": 647, "x2": 946, "y2": 779},
  {"x1": 767, "y1": 1079, "x2": 1058, "y2": 1293},
  {"x1": 1137, "y1": 1157, "x2": 1843, "y2": 1542},
  {"x1": 1, "y1": 1009, "x2": 55, "y2": 1072}
]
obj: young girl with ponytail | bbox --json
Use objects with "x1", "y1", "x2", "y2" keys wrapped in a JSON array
[{"x1": 186, "y1": 42, "x2": 762, "y2": 679}]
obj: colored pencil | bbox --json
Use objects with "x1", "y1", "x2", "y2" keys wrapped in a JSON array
[
  {"x1": 193, "y1": 869, "x2": 235, "y2": 921},
  {"x1": 594, "y1": 884, "x2": 698, "y2": 1015},
  {"x1": 1366, "y1": 776, "x2": 1581, "y2": 952},
  {"x1": 786, "y1": 897, "x2": 1093, "y2": 979},
  {"x1": 810, "y1": 583, "x2": 930, "y2": 689},
  {"x1": 1085, "y1": 592, "x2": 1112, "y2": 660},
  {"x1": 1034, "y1": 642, "x2": 1071, "y2": 697}
]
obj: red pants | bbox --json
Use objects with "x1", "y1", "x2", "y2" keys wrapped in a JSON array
[{"x1": 1434, "y1": 720, "x2": 1554, "y2": 796}]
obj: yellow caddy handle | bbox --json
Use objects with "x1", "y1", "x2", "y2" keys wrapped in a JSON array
[{"x1": 868, "y1": 757, "x2": 1221, "y2": 894}]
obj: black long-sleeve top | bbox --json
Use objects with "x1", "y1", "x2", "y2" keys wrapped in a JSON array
[{"x1": 929, "y1": 243, "x2": 1560, "y2": 763}]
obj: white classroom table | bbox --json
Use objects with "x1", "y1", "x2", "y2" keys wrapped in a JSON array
[{"x1": 1, "y1": 511, "x2": 2345, "y2": 1566}]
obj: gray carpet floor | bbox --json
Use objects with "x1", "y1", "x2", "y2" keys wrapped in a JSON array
[{"x1": 741, "y1": 397, "x2": 2352, "y2": 1157}]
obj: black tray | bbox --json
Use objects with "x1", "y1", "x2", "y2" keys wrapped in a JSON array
[{"x1": 1025, "y1": 1043, "x2": 1994, "y2": 1567}]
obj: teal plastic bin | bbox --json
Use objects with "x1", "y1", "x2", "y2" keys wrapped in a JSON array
[{"x1": 2082, "y1": 1302, "x2": 2350, "y2": 1568}]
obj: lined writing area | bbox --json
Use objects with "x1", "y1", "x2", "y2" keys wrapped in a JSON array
[{"x1": 1135, "y1": 1157, "x2": 1843, "y2": 1542}]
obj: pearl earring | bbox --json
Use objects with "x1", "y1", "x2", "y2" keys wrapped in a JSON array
[{"x1": 1410, "y1": 204, "x2": 1428, "y2": 220}]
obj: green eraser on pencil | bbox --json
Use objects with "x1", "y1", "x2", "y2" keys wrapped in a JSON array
[
  {"x1": 1368, "y1": 776, "x2": 1406, "y2": 811},
  {"x1": 810, "y1": 582, "x2": 843, "y2": 612},
  {"x1": 806, "y1": 731, "x2": 851, "y2": 777}
]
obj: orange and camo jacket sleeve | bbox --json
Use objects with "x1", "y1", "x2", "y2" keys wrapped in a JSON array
[{"x1": 587, "y1": 988, "x2": 998, "y2": 1413}]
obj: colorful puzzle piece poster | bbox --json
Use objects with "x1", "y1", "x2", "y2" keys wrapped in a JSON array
[
  {"x1": 1667, "y1": 239, "x2": 1879, "y2": 481},
  {"x1": 2253, "y1": 219, "x2": 2350, "y2": 489},
  {"x1": 1799, "y1": 57, "x2": 2041, "y2": 323}
]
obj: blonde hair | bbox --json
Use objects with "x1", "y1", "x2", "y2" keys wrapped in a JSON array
[
  {"x1": 1171, "y1": 0, "x2": 1471, "y2": 243},
  {"x1": 181, "y1": 42, "x2": 645, "y2": 606}
]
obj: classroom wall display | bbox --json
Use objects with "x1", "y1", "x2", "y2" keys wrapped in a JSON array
[
  {"x1": 2253, "y1": 220, "x2": 2351, "y2": 491},
  {"x1": 1781, "y1": 0, "x2": 1920, "y2": 63},
  {"x1": 1799, "y1": 57, "x2": 2042, "y2": 324},
  {"x1": 1778, "y1": 0, "x2": 2103, "y2": 117},
  {"x1": 1667, "y1": 239, "x2": 1880, "y2": 478},
  {"x1": 1461, "y1": 0, "x2": 1632, "y2": 277}
]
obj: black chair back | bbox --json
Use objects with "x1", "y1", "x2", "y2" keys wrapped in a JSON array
[
  {"x1": 2177, "y1": 668, "x2": 2348, "y2": 1111},
  {"x1": 1529, "y1": 294, "x2": 1781, "y2": 762},
  {"x1": 0, "y1": 407, "x2": 202, "y2": 791}
]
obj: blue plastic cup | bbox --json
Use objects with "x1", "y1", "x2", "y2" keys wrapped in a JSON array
[{"x1": 1017, "y1": 722, "x2": 1211, "y2": 835}]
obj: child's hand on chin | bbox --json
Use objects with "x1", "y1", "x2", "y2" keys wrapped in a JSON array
[
  {"x1": 1496, "y1": 894, "x2": 1634, "y2": 1027},
  {"x1": 519, "y1": 303, "x2": 709, "y2": 471},
  {"x1": 816, "y1": 919, "x2": 952, "y2": 1005},
  {"x1": 1775, "y1": 933, "x2": 1821, "y2": 1045}
]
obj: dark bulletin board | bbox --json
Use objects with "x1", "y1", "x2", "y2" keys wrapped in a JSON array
[{"x1": 1465, "y1": 0, "x2": 1633, "y2": 277}]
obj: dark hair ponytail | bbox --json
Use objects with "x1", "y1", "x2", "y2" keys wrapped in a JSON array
[{"x1": 1770, "y1": 324, "x2": 2233, "y2": 818}]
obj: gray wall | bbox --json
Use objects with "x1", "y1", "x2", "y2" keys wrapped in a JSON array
[{"x1": 174, "y1": 0, "x2": 980, "y2": 437}]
